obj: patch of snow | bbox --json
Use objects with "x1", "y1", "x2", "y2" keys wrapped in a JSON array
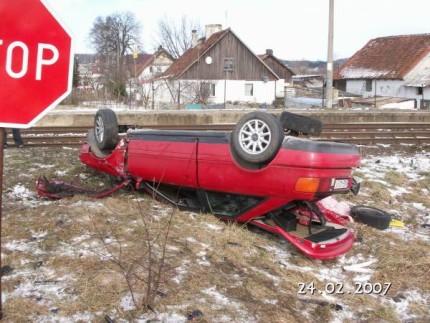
[
  {"x1": 7, "y1": 184, "x2": 35, "y2": 200},
  {"x1": 4, "y1": 272, "x2": 77, "y2": 306},
  {"x1": 376, "y1": 143, "x2": 391, "y2": 148},
  {"x1": 340, "y1": 67, "x2": 392, "y2": 79},
  {"x1": 250, "y1": 266, "x2": 279, "y2": 283},
  {"x1": 386, "y1": 226, "x2": 430, "y2": 242},
  {"x1": 388, "y1": 186, "x2": 410, "y2": 197},
  {"x1": 205, "y1": 223, "x2": 223, "y2": 231},
  {"x1": 412, "y1": 203, "x2": 426, "y2": 211},
  {"x1": 31, "y1": 230, "x2": 48, "y2": 239},
  {"x1": 202, "y1": 286, "x2": 234, "y2": 306},
  {"x1": 343, "y1": 259, "x2": 377, "y2": 274},
  {"x1": 4, "y1": 240, "x2": 45, "y2": 255},
  {"x1": 120, "y1": 292, "x2": 139, "y2": 311},
  {"x1": 385, "y1": 290, "x2": 430, "y2": 321},
  {"x1": 197, "y1": 259, "x2": 211, "y2": 266},
  {"x1": 202, "y1": 287, "x2": 257, "y2": 322},
  {"x1": 145, "y1": 312, "x2": 187, "y2": 323},
  {"x1": 173, "y1": 260, "x2": 190, "y2": 284},
  {"x1": 186, "y1": 237, "x2": 197, "y2": 243},
  {"x1": 319, "y1": 196, "x2": 352, "y2": 216},
  {"x1": 36, "y1": 312, "x2": 95, "y2": 323},
  {"x1": 263, "y1": 298, "x2": 278, "y2": 305}
]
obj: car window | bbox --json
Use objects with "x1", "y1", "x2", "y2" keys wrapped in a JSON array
[{"x1": 205, "y1": 191, "x2": 263, "y2": 217}]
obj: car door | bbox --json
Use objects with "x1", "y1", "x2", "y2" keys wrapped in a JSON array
[{"x1": 127, "y1": 130, "x2": 198, "y2": 188}]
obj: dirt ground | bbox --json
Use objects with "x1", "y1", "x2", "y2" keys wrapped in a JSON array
[{"x1": 1, "y1": 144, "x2": 429, "y2": 322}]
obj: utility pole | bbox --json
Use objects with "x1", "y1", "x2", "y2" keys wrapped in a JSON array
[{"x1": 326, "y1": 0, "x2": 334, "y2": 108}]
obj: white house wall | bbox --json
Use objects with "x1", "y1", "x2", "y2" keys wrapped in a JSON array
[
  {"x1": 147, "y1": 79, "x2": 277, "y2": 108},
  {"x1": 404, "y1": 52, "x2": 430, "y2": 87},
  {"x1": 275, "y1": 79, "x2": 285, "y2": 98},
  {"x1": 346, "y1": 79, "x2": 403, "y2": 97},
  {"x1": 217, "y1": 80, "x2": 276, "y2": 104},
  {"x1": 346, "y1": 79, "x2": 429, "y2": 107},
  {"x1": 138, "y1": 65, "x2": 170, "y2": 81}
]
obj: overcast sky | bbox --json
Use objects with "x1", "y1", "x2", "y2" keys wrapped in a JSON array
[{"x1": 45, "y1": 0, "x2": 430, "y2": 61}]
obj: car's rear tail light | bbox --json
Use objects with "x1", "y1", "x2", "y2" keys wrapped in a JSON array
[
  {"x1": 295, "y1": 178, "x2": 320, "y2": 193},
  {"x1": 295, "y1": 177, "x2": 353, "y2": 194}
]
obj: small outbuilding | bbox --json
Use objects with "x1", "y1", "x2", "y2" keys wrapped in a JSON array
[{"x1": 334, "y1": 34, "x2": 430, "y2": 109}]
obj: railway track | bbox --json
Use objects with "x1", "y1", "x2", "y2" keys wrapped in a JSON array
[{"x1": 4, "y1": 123, "x2": 430, "y2": 147}]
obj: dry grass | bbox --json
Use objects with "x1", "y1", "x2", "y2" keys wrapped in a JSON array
[
  {"x1": 384, "y1": 170, "x2": 410, "y2": 187},
  {"x1": 1, "y1": 146, "x2": 429, "y2": 322}
]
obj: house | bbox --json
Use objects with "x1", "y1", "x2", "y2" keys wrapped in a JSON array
[
  {"x1": 128, "y1": 46, "x2": 175, "y2": 81},
  {"x1": 151, "y1": 24, "x2": 280, "y2": 109},
  {"x1": 334, "y1": 34, "x2": 430, "y2": 109},
  {"x1": 258, "y1": 49, "x2": 295, "y2": 97},
  {"x1": 126, "y1": 46, "x2": 175, "y2": 106}
]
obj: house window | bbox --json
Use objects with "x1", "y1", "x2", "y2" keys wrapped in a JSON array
[
  {"x1": 201, "y1": 83, "x2": 216, "y2": 97},
  {"x1": 365, "y1": 80, "x2": 372, "y2": 91},
  {"x1": 224, "y1": 57, "x2": 235, "y2": 71},
  {"x1": 245, "y1": 83, "x2": 254, "y2": 96},
  {"x1": 150, "y1": 66, "x2": 162, "y2": 75},
  {"x1": 417, "y1": 87, "x2": 423, "y2": 95}
]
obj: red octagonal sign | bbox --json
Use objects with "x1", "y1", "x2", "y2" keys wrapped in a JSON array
[{"x1": 0, "y1": 0, "x2": 73, "y2": 128}]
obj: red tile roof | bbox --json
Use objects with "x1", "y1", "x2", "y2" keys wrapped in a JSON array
[
  {"x1": 127, "y1": 54, "x2": 154, "y2": 77},
  {"x1": 162, "y1": 29, "x2": 230, "y2": 78},
  {"x1": 334, "y1": 34, "x2": 430, "y2": 80}
]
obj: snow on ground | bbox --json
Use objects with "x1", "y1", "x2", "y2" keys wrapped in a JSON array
[
  {"x1": 1, "y1": 146, "x2": 430, "y2": 322},
  {"x1": 356, "y1": 149, "x2": 430, "y2": 240}
]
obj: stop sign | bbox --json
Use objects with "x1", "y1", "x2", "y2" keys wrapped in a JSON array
[{"x1": 0, "y1": 0, "x2": 73, "y2": 128}]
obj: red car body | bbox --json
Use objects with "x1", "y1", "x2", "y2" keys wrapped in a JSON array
[{"x1": 79, "y1": 123, "x2": 361, "y2": 260}]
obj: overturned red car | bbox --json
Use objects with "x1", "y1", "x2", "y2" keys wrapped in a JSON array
[{"x1": 40, "y1": 109, "x2": 361, "y2": 259}]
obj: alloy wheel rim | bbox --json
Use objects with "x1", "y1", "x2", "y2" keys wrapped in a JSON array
[
  {"x1": 95, "y1": 116, "x2": 104, "y2": 143},
  {"x1": 239, "y1": 119, "x2": 271, "y2": 155}
]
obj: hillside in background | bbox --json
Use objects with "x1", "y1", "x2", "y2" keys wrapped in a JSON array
[{"x1": 283, "y1": 58, "x2": 348, "y2": 75}]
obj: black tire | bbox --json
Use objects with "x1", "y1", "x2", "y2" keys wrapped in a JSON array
[
  {"x1": 87, "y1": 129, "x2": 111, "y2": 158},
  {"x1": 279, "y1": 111, "x2": 322, "y2": 136},
  {"x1": 231, "y1": 111, "x2": 284, "y2": 164},
  {"x1": 350, "y1": 206, "x2": 391, "y2": 230},
  {"x1": 94, "y1": 109, "x2": 119, "y2": 150}
]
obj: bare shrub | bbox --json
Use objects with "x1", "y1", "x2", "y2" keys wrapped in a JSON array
[{"x1": 88, "y1": 193, "x2": 173, "y2": 312}]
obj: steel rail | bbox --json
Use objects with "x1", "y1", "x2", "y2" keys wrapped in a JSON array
[{"x1": 4, "y1": 123, "x2": 430, "y2": 147}]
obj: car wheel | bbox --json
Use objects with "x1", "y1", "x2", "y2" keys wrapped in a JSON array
[
  {"x1": 350, "y1": 205, "x2": 391, "y2": 230},
  {"x1": 279, "y1": 111, "x2": 323, "y2": 136},
  {"x1": 231, "y1": 111, "x2": 284, "y2": 164},
  {"x1": 94, "y1": 108, "x2": 119, "y2": 150},
  {"x1": 87, "y1": 129, "x2": 112, "y2": 158}
]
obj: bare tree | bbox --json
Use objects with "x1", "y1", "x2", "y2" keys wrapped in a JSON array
[
  {"x1": 89, "y1": 12, "x2": 142, "y2": 98},
  {"x1": 156, "y1": 15, "x2": 202, "y2": 59}
]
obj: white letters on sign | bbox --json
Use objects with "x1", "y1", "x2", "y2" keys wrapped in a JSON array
[
  {"x1": 36, "y1": 43, "x2": 59, "y2": 80},
  {"x1": 0, "y1": 39, "x2": 59, "y2": 80}
]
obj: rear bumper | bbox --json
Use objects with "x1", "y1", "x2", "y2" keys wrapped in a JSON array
[{"x1": 252, "y1": 219, "x2": 355, "y2": 260}]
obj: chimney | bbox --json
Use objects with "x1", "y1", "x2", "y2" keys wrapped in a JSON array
[
  {"x1": 266, "y1": 49, "x2": 273, "y2": 56},
  {"x1": 191, "y1": 29, "x2": 198, "y2": 47},
  {"x1": 205, "y1": 24, "x2": 222, "y2": 40}
]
